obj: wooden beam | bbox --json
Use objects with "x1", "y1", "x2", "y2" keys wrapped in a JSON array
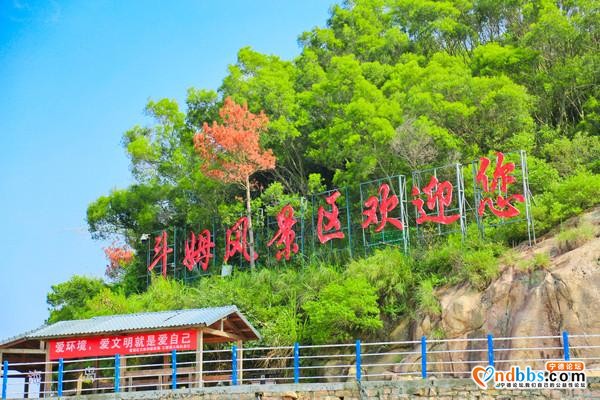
[
  {"x1": 223, "y1": 319, "x2": 238, "y2": 333},
  {"x1": 2, "y1": 349, "x2": 47, "y2": 355},
  {"x1": 202, "y1": 327, "x2": 242, "y2": 341},
  {"x1": 201, "y1": 336, "x2": 230, "y2": 344},
  {"x1": 196, "y1": 330, "x2": 203, "y2": 388}
]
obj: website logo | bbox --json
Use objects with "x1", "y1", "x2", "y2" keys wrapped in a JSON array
[{"x1": 471, "y1": 361, "x2": 586, "y2": 390}]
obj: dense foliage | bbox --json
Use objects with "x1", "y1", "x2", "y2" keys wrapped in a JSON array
[{"x1": 49, "y1": 0, "x2": 600, "y2": 344}]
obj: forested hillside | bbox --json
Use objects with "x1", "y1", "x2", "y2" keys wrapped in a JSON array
[{"x1": 47, "y1": 0, "x2": 600, "y2": 346}]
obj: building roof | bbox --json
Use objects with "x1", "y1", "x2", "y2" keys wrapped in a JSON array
[{"x1": 1, "y1": 305, "x2": 260, "y2": 346}]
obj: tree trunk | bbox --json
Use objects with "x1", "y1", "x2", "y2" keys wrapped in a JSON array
[{"x1": 245, "y1": 175, "x2": 256, "y2": 270}]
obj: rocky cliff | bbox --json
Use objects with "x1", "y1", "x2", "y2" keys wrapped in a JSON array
[{"x1": 387, "y1": 207, "x2": 600, "y2": 376}]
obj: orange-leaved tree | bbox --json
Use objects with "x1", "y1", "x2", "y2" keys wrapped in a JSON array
[
  {"x1": 103, "y1": 243, "x2": 134, "y2": 280},
  {"x1": 193, "y1": 97, "x2": 276, "y2": 269}
]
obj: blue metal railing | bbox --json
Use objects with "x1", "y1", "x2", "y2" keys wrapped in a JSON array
[{"x1": 0, "y1": 332, "x2": 595, "y2": 397}]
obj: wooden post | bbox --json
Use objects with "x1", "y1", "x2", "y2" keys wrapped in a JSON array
[
  {"x1": 161, "y1": 355, "x2": 169, "y2": 390},
  {"x1": 195, "y1": 330, "x2": 203, "y2": 388},
  {"x1": 237, "y1": 340, "x2": 243, "y2": 384},
  {"x1": 43, "y1": 347, "x2": 52, "y2": 397},
  {"x1": 120, "y1": 354, "x2": 126, "y2": 392}
]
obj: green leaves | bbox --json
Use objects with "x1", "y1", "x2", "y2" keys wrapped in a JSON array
[
  {"x1": 72, "y1": 0, "x2": 600, "y2": 344},
  {"x1": 47, "y1": 276, "x2": 106, "y2": 323},
  {"x1": 303, "y1": 277, "x2": 382, "y2": 344}
]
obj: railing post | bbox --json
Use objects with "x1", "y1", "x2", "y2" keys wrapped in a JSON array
[
  {"x1": 562, "y1": 330, "x2": 570, "y2": 361},
  {"x1": 293, "y1": 342, "x2": 300, "y2": 384},
  {"x1": 114, "y1": 354, "x2": 120, "y2": 393},
  {"x1": 2, "y1": 360, "x2": 8, "y2": 400},
  {"x1": 421, "y1": 336, "x2": 427, "y2": 379},
  {"x1": 58, "y1": 358, "x2": 64, "y2": 397},
  {"x1": 232, "y1": 345, "x2": 238, "y2": 385},
  {"x1": 171, "y1": 349, "x2": 177, "y2": 390},
  {"x1": 355, "y1": 339, "x2": 362, "y2": 382},
  {"x1": 487, "y1": 334, "x2": 495, "y2": 367}
]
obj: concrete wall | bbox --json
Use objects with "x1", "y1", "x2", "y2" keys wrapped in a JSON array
[{"x1": 75, "y1": 377, "x2": 600, "y2": 400}]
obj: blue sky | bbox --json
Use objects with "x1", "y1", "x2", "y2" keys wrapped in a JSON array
[{"x1": 0, "y1": 0, "x2": 332, "y2": 340}]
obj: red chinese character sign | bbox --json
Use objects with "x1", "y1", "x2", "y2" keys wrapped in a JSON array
[
  {"x1": 49, "y1": 329, "x2": 197, "y2": 360},
  {"x1": 362, "y1": 183, "x2": 404, "y2": 231},
  {"x1": 224, "y1": 216, "x2": 258, "y2": 264},
  {"x1": 359, "y1": 176, "x2": 408, "y2": 253},
  {"x1": 311, "y1": 188, "x2": 353, "y2": 259},
  {"x1": 316, "y1": 191, "x2": 345, "y2": 244},
  {"x1": 147, "y1": 231, "x2": 173, "y2": 277},
  {"x1": 472, "y1": 150, "x2": 535, "y2": 245},
  {"x1": 183, "y1": 229, "x2": 215, "y2": 271},
  {"x1": 411, "y1": 176, "x2": 460, "y2": 225},
  {"x1": 410, "y1": 164, "x2": 467, "y2": 241},
  {"x1": 475, "y1": 152, "x2": 524, "y2": 218},
  {"x1": 267, "y1": 204, "x2": 299, "y2": 261},
  {"x1": 141, "y1": 150, "x2": 534, "y2": 287}
]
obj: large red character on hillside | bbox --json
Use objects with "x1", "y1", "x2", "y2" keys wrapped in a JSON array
[
  {"x1": 267, "y1": 204, "x2": 299, "y2": 261},
  {"x1": 316, "y1": 191, "x2": 345, "y2": 244},
  {"x1": 224, "y1": 216, "x2": 258, "y2": 263},
  {"x1": 362, "y1": 183, "x2": 403, "y2": 232},
  {"x1": 476, "y1": 152, "x2": 524, "y2": 218},
  {"x1": 148, "y1": 231, "x2": 173, "y2": 277},
  {"x1": 183, "y1": 229, "x2": 215, "y2": 271},
  {"x1": 411, "y1": 176, "x2": 460, "y2": 225}
]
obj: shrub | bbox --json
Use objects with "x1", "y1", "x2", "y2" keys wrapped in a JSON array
[
  {"x1": 532, "y1": 252, "x2": 551, "y2": 269},
  {"x1": 347, "y1": 247, "x2": 414, "y2": 317},
  {"x1": 550, "y1": 171, "x2": 600, "y2": 217},
  {"x1": 557, "y1": 223, "x2": 595, "y2": 254},
  {"x1": 517, "y1": 252, "x2": 551, "y2": 271},
  {"x1": 417, "y1": 278, "x2": 441, "y2": 317},
  {"x1": 418, "y1": 232, "x2": 504, "y2": 289},
  {"x1": 303, "y1": 276, "x2": 382, "y2": 344},
  {"x1": 460, "y1": 248, "x2": 500, "y2": 289}
]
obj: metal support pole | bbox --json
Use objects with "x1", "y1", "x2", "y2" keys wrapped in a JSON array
[
  {"x1": 2, "y1": 361, "x2": 8, "y2": 400},
  {"x1": 472, "y1": 160, "x2": 485, "y2": 238},
  {"x1": 456, "y1": 163, "x2": 467, "y2": 240},
  {"x1": 563, "y1": 331, "x2": 570, "y2": 361},
  {"x1": 421, "y1": 336, "x2": 427, "y2": 379},
  {"x1": 487, "y1": 334, "x2": 495, "y2": 367},
  {"x1": 171, "y1": 350, "x2": 177, "y2": 389},
  {"x1": 355, "y1": 340, "x2": 361, "y2": 382},
  {"x1": 293, "y1": 342, "x2": 300, "y2": 384},
  {"x1": 344, "y1": 187, "x2": 353, "y2": 258},
  {"x1": 231, "y1": 345, "x2": 238, "y2": 385},
  {"x1": 114, "y1": 354, "x2": 120, "y2": 393},
  {"x1": 399, "y1": 175, "x2": 409, "y2": 253},
  {"x1": 360, "y1": 185, "x2": 367, "y2": 256},
  {"x1": 58, "y1": 359, "x2": 64, "y2": 397}
]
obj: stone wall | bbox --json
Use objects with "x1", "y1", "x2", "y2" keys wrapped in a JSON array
[{"x1": 80, "y1": 378, "x2": 600, "y2": 400}]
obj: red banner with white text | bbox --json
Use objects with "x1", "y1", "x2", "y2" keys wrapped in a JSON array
[{"x1": 49, "y1": 329, "x2": 197, "y2": 360}]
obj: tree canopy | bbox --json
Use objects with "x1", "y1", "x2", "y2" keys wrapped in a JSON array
[{"x1": 57, "y1": 0, "x2": 600, "y2": 344}]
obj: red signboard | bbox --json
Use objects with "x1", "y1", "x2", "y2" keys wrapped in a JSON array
[{"x1": 49, "y1": 329, "x2": 197, "y2": 360}]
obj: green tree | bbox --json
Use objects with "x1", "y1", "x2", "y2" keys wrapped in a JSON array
[{"x1": 47, "y1": 276, "x2": 106, "y2": 323}]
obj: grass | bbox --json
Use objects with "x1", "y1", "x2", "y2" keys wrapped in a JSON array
[
  {"x1": 517, "y1": 252, "x2": 551, "y2": 271},
  {"x1": 417, "y1": 278, "x2": 442, "y2": 317},
  {"x1": 556, "y1": 222, "x2": 595, "y2": 254}
]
